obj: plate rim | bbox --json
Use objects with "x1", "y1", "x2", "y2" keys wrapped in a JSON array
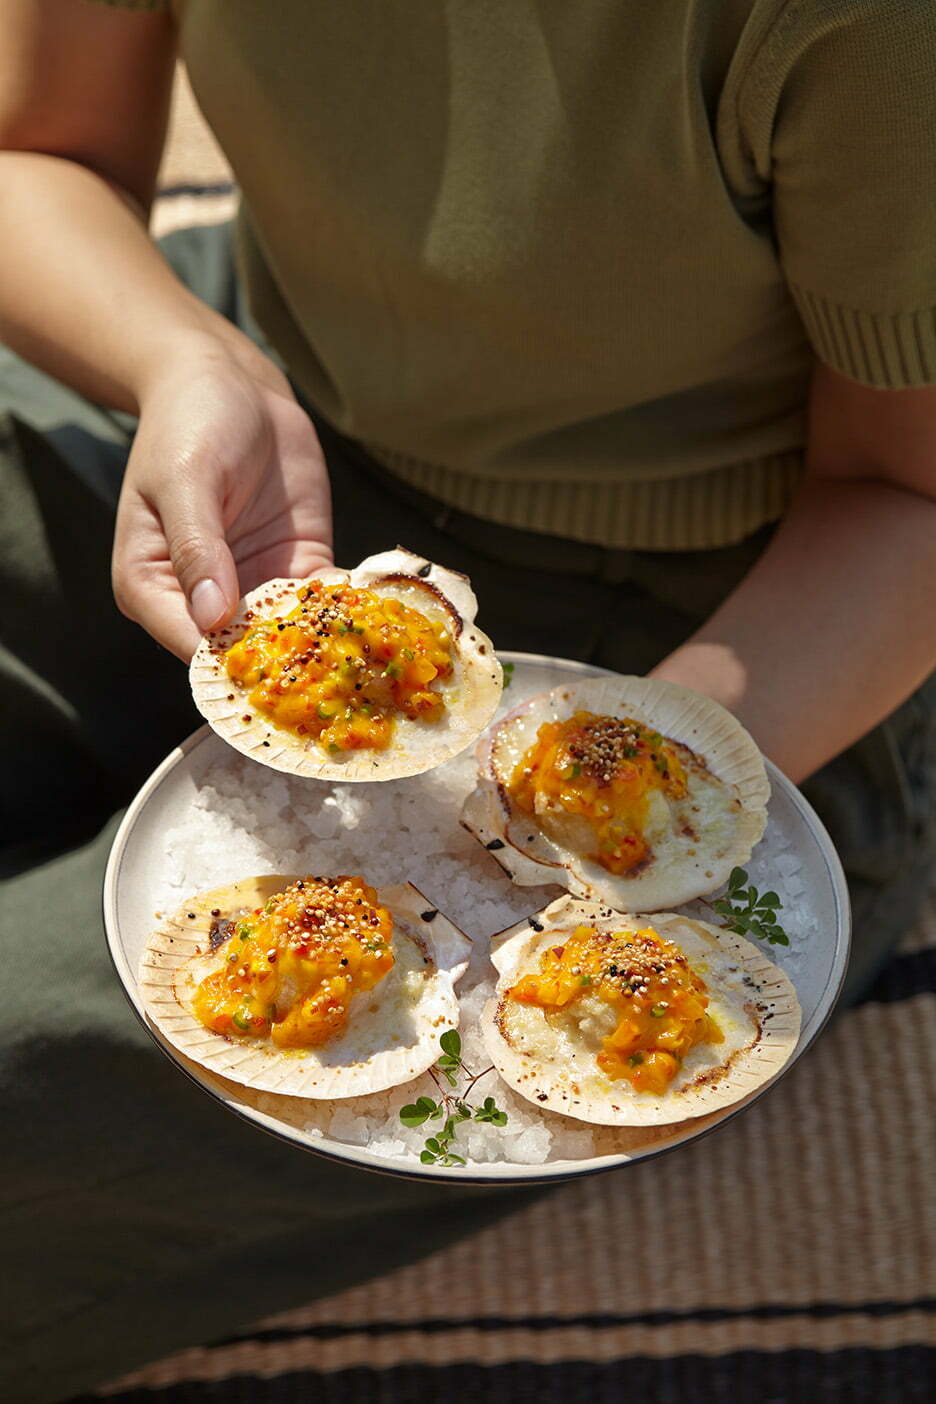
[{"x1": 103, "y1": 650, "x2": 851, "y2": 1185}]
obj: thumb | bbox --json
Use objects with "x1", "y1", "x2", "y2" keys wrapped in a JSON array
[{"x1": 160, "y1": 482, "x2": 241, "y2": 635}]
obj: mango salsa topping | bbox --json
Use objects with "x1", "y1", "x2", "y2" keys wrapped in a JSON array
[
  {"x1": 224, "y1": 581, "x2": 454, "y2": 752},
  {"x1": 192, "y1": 876, "x2": 394, "y2": 1049},
  {"x1": 507, "y1": 923, "x2": 721, "y2": 1094},
  {"x1": 508, "y1": 711, "x2": 687, "y2": 874}
]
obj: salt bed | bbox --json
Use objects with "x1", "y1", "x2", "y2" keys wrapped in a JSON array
[{"x1": 154, "y1": 700, "x2": 815, "y2": 1169}]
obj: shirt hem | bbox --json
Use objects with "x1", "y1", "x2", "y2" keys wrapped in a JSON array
[{"x1": 363, "y1": 447, "x2": 804, "y2": 552}]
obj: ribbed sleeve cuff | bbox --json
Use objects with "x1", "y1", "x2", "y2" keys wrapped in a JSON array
[{"x1": 789, "y1": 284, "x2": 936, "y2": 388}]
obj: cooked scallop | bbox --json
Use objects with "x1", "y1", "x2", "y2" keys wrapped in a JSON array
[
  {"x1": 139, "y1": 874, "x2": 471, "y2": 1099},
  {"x1": 481, "y1": 894, "x2": 800, "y2": 1126},
  {"x1": 462, "y1": 675, "x2": 769, "y2": 910},
  {"x1": 190, "y1": 548, "x2": 503, "y2": 782}
]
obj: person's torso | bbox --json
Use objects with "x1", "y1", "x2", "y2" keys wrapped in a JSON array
[{"x1": 175, "y1": 1, "x2": 810, "y2": 543}]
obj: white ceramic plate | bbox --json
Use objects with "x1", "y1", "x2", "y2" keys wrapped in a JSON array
[{"x1": 104, "y1": 652, "x2": 850, "y2": 1184}]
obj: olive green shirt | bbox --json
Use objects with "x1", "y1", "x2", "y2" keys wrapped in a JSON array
[{"x1": 104, "y1": 2, "x2": 936, "y2": 547}]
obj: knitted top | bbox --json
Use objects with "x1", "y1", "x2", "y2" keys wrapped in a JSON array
[{"x1": 102, "y1": 1, "x2": 936, "y2": 548}]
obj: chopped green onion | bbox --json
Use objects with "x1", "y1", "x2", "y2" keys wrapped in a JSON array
[
  {"x1": 232, "y1": 1009, "x2": 252, "y2": 1032},
  {"x1": 628, "y1": 1052, "x2": 644, "y2": 1066},
  {"x1": 650, "y1": 1003, "x2": 668, "y2": 1018}
]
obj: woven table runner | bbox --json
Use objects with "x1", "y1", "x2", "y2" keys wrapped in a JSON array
[{"x1": 88, "y1": 890, "x2": 936, "y2": 1403}]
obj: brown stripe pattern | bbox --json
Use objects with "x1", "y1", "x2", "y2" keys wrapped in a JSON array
[
  {"x1": 90, "y1": 891, "x2": 936, "y2": 1402},
  {"x1": 151, "y1": 67, "x2": 237, "y2": 240}
]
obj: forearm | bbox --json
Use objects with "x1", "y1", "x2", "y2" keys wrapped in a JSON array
[
  {"x1": 0, "y1": 152, "x2": 270, "y2": 413},
  {"x1": 652, "y1": 476, "x2": 936, "y2": 783}
]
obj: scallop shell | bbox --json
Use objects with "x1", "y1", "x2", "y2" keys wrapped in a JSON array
[
  {"x1": 481, "y1": 894, "x2": 800, "y2": 1126},
  {"x1": 139, "y1": 876, "x2": 471, "y2": 1099},
  {"x1": 462, "y1": 675, "x2": 769, "y2": 910},
  {"x1": 190, "y1": 548, "x2": 503, "y2": 782}
]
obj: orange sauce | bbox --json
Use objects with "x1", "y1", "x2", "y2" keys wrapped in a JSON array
[
  {"x1": 509, "y1": 711, "x2": 687, "y2": 874},
  {"x1": 224, "y1": 581, "x2": 453, "y2": 752},
  {"x1": 507, "y1": 923, "x2": 721, "y2": 1094},
  {"x1": 192, "y1": 876, "x2": 394, "y2": 1050}
]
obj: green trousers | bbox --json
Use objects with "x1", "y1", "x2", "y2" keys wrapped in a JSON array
[{"x1": 2, "y1": 225, "x2": 934, "y2": 1403}]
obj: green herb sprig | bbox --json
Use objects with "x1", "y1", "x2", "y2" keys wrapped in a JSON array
[
  {"x1": 399, "y1": 1030, "x2": 508, "y2": 1167},
  {"x1": 501, "y1": 661, "x2": 515, "y2": 688},
  {"x1": 710, "y1": 866, "x2": 789, "y2": 946}
]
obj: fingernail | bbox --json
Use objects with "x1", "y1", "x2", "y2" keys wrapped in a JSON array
[{"x1": 191, "y1": 578, "x2": 226, "y2": 632}]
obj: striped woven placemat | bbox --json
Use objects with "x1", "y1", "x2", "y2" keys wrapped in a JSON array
[
  {"x1": 151, "y1": 68, "x2": 235, "y2": 238},
  {"x1": 89, "y1": 890, "x2": 936, "y2": 1402}
]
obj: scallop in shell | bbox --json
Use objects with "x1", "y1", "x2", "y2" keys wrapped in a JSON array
[
  {"x1": 481, "y1": 895, "x2": 800, "y2": 1126},
  {"x1": 462, "y1": 675, "x2": 769, "y2": 911},
  {"x1": 139, "y1": 875, "x2": 471, "y2": 1099},
  {"x1": 190, "y1": 548, "x2": 503, "y2": 782}
]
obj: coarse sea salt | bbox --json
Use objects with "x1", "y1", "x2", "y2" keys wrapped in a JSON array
[{"x1": 155, "y1": 679, "x2": 818, "y2": 1172}]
